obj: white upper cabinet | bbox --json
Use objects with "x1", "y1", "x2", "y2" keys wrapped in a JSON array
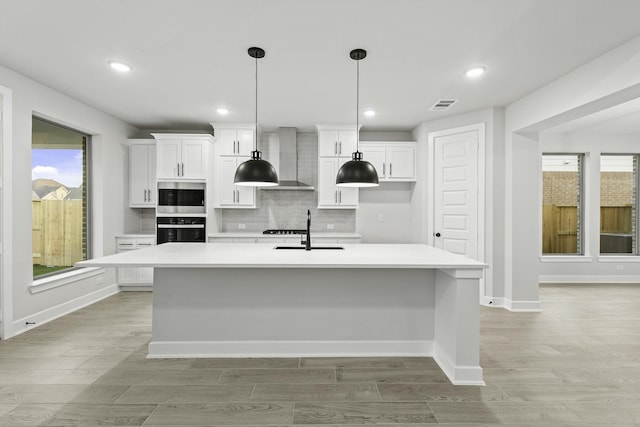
[
  {"x1": 359, "y1": 141, "x2": 417, "y2": 182},
  {"x1": 128, "y1": 140, "x2": 156, "y2": 207},
  {"x1": 316, "y1": 125, "x2": 358, "y2": 157},
  {"x1": 215, "y1": 127, "x2": 254, "y2": 156},
  {"x1": 215, "y1": 156, "x2": 255, "y2": 208},
  {"x1": 317, "y1": 155, "x2": 358, "y2": 209},
  {"x1": 152, "y1": 134, "x2": 212, "y2": 180},
  {"x1": 210, "y1": 123, "x2": 257, "y2": 209}
]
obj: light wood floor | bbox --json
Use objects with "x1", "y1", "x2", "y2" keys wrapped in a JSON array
[{"x1": 0, "y1": 284, "x2": 639, "y2": 426}]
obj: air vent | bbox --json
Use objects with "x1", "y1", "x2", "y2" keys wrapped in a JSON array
[{"x1": 429, "y1": 99, "x2": 458, "y2": 111}]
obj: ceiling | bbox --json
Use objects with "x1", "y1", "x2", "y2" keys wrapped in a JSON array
[{"x1": 2, "y1": 0, "x2": 640, "y2": 132}]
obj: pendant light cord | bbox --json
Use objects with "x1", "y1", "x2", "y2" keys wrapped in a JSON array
[
  {"x1": 255, "y1": 54, "x2": 258, "y2": 152},
  {"x1": 356, "y1": 55, "x2": 359, "y2": 152}
]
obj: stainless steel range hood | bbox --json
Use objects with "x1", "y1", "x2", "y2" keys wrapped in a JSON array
[{"x1": 262, "y1": 127, "x2": 314, "y2": 191}]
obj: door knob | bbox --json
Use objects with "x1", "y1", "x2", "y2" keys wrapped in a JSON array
[{"x1": 435, "y1": 232, "x2": 441, "y2": 237}]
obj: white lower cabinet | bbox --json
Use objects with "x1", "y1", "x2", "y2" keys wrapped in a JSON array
[{"x1": 116, "y1": 236, "x2": 155, "y2": 290}]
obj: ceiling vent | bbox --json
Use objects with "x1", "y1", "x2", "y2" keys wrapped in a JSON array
[{"x1": 429, "y1": 99, "x2": 458, "y2": 111}]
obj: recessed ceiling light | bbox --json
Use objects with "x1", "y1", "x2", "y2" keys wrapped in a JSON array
[
  {"x1": 108, "y1": 60, "x2": 131, "y2": 73},
  {"x1": 465, "y1": 66, "x2": 486, "y2": 78},
  {"x1": 364, "y1": 109, "x2": 376, "y2": 117},
  {"x1": 216, "y1": 108, "x2": 229, "y2": 115}
]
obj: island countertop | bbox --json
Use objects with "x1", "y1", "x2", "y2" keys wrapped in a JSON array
[{"x1": 77, "y1": 242, "x2": 487, "y2": 270}]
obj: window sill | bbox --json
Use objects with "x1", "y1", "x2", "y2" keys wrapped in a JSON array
[
  {"x1": 598, "y1": 256, "x2": 640, "y2": 263},
  {"x1": 540, "y1": 256, "x2": 593, "y2": 263},
  {"x1": 30, "y1": 267, "x2": 104, "y2": 294}
]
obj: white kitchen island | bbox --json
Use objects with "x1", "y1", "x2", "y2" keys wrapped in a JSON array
[{"x1": 78, "y1": 242, "x2": 486, "y2": 385}]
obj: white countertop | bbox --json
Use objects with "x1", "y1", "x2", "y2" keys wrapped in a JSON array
[
  {"x1": 77, "y1": 242, "x2": 487, "y2": 270},
  {"x1": 115, "y1": 233, "x2": 155, "y2": 238},
  {"x1": 208, "y1": 232, "x2": 361, "y2": 238}
]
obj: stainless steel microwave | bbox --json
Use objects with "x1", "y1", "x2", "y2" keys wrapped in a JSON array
[{"x1": 157, "y1": 182, "x2": 205, "y2": 214}]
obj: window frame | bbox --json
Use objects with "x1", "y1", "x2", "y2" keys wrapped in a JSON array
[
  {"x1": 541, "y1": 152, "x2": 586, "y2": 256},
  {"x1": 31, "y1": 116, "x2": 92, "y2": 279},
  {"x1": 599, "y1": 153, "x2": 639, "y2": 257}
]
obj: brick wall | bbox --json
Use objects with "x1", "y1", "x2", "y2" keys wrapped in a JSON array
[{"x1": 543, "y1": 171, "x2": 634, "y2": 206}]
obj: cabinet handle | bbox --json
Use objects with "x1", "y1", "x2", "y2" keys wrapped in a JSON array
[
  {"x1": 334, "y1": 142, "x2": 337, "y2": 155},
  {"x1": 181, "y1": 163, "x2": 185, "y2": 176},
  {"x1": 383, "y1": 163, "x2": 386, "y2": 176},
  {"x1": 389, "y1": 163, "x2": 392, "y2": 177},
  {"x1": 339, "y1": 141, "x2": 342, "y2": 155},
  {"x1": 335, "y1": 190, "x2": 338, "y2": 203},
  {"x1": 339, "y1": 190, "x2": 342, "y2": 203},
  {"x1": 233, "y1": 190, "x2": 236, "y2": 203},
  {"x1": 177, "y1": 163, "x2": 180, "y2": 177}
]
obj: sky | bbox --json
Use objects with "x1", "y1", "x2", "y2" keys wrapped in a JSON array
[{"x1": 32, "y1": 149, "x2": 83, "y2": 188}]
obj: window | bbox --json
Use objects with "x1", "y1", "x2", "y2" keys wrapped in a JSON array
[
  {"x1": 32, "y1": 117, "x2": 90, "y2": 278},
  {"x1": 600, "y1": 154, "x2": 638, "y2": 255},
  {"x1": 542, "y1": 154, "x2": 584, "y2": 255}
]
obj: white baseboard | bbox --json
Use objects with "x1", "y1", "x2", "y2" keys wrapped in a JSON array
[
  {"x1": 481, "y1": 296, "x2": 506, "y2": 308},
  {"x1": 504, "y1": 298, "x2": 542, "y2": 312},
  {"x1": 10, "y1": 284, "x2": 119, "y2": 338},
  {"x1": 147, "y1": 340, "x2": 434, "y2": 359},
  {"x1": 432, "y1": 343, "x2": 484, "y2": 386},
  {"x1": 539, "y1": 275, "x2": 640, "y2": 284},
  {"x1": 119, "y1": 285, "x2": 153, "y2": 292}
]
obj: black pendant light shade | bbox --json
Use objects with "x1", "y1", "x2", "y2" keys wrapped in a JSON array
[
  {"x1": 336, "y1": 48, "x2": 379, "y2": 187},
  {"x1": 234, "y1": 47, "x2": 279, "y2": 187},
  {"x1": 234, "y1": 150, "x2": 279, "y2": 187}
]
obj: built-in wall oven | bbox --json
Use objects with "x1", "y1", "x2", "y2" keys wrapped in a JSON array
[
  {"x1": 157, "y1": 182, "x2": 205, "y2": 214},
  {"x1": 157, "y1": 217, "x2": 206, "y2": 244}
]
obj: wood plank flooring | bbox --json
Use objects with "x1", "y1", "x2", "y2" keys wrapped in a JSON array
[{"x1": 0, "y1": 283, "x2": 639, "y2": 425}]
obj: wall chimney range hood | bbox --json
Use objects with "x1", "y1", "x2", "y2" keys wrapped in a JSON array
[{"x1": 262, "y1": 127, "x2": 314, "y2": 190}]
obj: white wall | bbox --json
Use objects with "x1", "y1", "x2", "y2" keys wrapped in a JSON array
[
  {"x1": 0, "y1": 65, "x2": 137, "y2": 337},
  {"x1": 540, "y1": 131, "x2": 640, "y2": 282},
  {"x1": 504, "y1": 34, "x2": 640, "y2": 310}
]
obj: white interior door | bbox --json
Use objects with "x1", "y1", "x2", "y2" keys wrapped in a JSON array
[{"x1": 433, "y1": 130, "x2": 478, "y2": 259}]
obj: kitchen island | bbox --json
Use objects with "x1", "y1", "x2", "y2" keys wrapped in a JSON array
[{"x1": 78, "y1": 243, "x2": 486, "y2": 385}]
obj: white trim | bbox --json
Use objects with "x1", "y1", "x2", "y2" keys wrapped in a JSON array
[
  {"x1": 10, "y1": 284, "x2": 119, "y2": 338},
  {"x1": 503, "y1": 298, "x2": 542, "y2": 312},
  {"x1": 148, "y1": 340, "x2": 434, "y2": 359},
  {"x1": 30, "y1": 267, "x2": 105, "y2": 294},
  {"x1": 539, "y1": 275, "x2": 640, "y2": 284},
  {"x1": 118, "y1": 285, "x2": 153, "y2": 292},
  {"x1": 433, "y1": 343, "x2": 485, "y2": 386},
  {"x1": 427, "y1": 123, "x2": 489, "y2": 299},
  {"x1": 598, "y1": 256, "x2": 640, "y2": 263},
  {"x1": 481, "y1": 296, "x2": 507, "y2": 308},
  {"x1": 0, "y1": 85, "x2": 12, "y2": 340},
  {"x1": 540, "y1": 256, "x2": 593, "y2": 263}
]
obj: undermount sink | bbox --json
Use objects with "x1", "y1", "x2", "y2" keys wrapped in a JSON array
[{"x1": 274, "y1": 246, "x2": 344, "y2": 250}]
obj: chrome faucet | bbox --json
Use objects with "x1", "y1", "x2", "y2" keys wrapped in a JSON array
[{"x1": 305, "y1": 209, "x2": 311, "y2": 251}]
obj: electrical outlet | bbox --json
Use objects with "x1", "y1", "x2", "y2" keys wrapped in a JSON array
[
  {"x1": 326, "y1": 224, "x2": 334, "y2": 230},
  {"x1": 616, "y1": 265, "x2": 624, "y2": 271},
  {"x1": 238, "y1": 224, "x2": 246, "y2": 229},
  {"x1": 378, "y1": 213, "x2": 384, "y2": 222}
]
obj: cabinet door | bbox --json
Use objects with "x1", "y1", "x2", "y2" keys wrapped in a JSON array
[
  {"x1": 317, "y1": 158, "x2": 339, "y2": 207},
  {"x1": 318, "y1": 130, "x2": 340, "y2": 157},
  {"x1": 359, "y1": 144, "x2": 386, "y2": 179},
  {"x1": 337, "y1": 130, "x2": 357, "y2": 156},
  {"x1": 181, "y1": 140, "x2": 207, "y2": 179},
  {"x1": 338, "y1": 187, "x2": 359, "y2": 207},
  {"x1": 129, "y1": 144, "x2": 150, "y2": 206},
  {"x1": 236, "y1": 180, "x2": 255, "y2": 206},
  {"x1": 387, "y1": 146, "x2": 416, "y2": 180},
  {"x1": 216, "y1": 128, "x2": 237, "y2": 156},
  {"x1": 236, "y1": 129, "x2": 255, "y2": 156},
  {"x1": 217, "y1": 157, "x2": 240, "y2": 205},
  {"x1": 156, "y1": 140, "x2": 181, "y2": 179},
  {"x1": 137, "y1": 267, "x2": 154, "y2": 283},
  {"x1": 146, "y1": 144, "x2": 157, "y2": 204}
]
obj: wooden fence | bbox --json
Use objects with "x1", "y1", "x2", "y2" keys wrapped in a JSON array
[
  {"x1": 32, "y1": 200, "x2": 83, "y2": 266},
  {"x1": 542, "y1": 205, "x2": 632, "y2": 253}
]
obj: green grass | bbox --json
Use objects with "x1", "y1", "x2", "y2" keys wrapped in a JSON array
[{"x1": 33, "y1": 264, "x2": 72, "y2": 277}]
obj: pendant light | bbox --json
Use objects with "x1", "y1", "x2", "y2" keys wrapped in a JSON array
[
  {"x1": 336, "y1": 48, "x2": 379, "y2": 188},
  {"x1": 234, "y1": 47, "x2": 279, "y2": 187}
]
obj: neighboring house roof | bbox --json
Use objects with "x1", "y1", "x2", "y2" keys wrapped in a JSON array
[
  {"x1": 41, "y1": 187, "x2": 70, "y2": 201},
  {"x1": 31, "y1": 190, "x2": 40, "y2": 200},
  {"x1": 65, "y1": 186, "x2": 83, "y2": 200}
]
